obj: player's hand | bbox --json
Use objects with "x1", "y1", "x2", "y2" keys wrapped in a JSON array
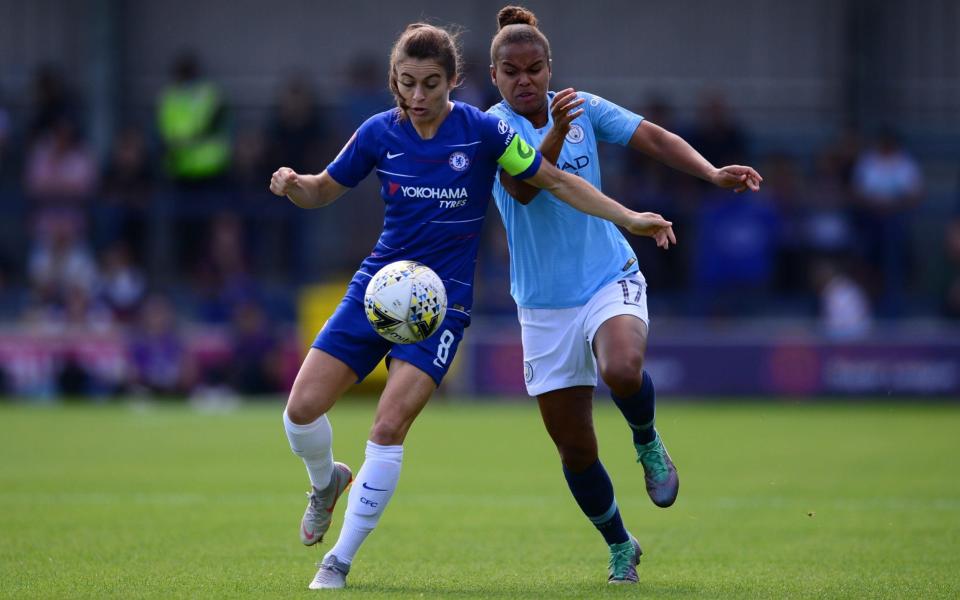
[
  {"x1": 270, "y1": 167, "x2": 301, "y2": 197},
  {"x1": 625, "y1": 212, "x2": 677, "y2": 249},
  {"x1": 711, "y1": 165, "x2": 763, "y2": 193},
  {"x1": 549, "y1": 88, "x2": 586, "y2": 138}
]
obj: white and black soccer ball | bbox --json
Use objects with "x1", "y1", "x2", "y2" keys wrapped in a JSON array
[{"x1": 364, "y1": 260, "x2": 447, "y2": 344}]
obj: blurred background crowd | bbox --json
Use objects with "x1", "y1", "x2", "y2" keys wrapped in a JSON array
[{"x1": 0, "y1": 0, "x2": 957, "y2": 399}]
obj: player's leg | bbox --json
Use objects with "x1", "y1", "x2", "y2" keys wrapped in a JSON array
[
  {"x1": 593, "y1": 314, "x2": 655, "y2": 442},
  {"x1": 287, "y1": 289, "x2": 392, "y2": 548},
  {"x1": 311, "y1": 360, "x2": 434, "y2": 590},
  {"x1": 522, "y1": 304, "x2": 641, "y2": 583},
  {"x1": 537, "y1": 387, "x2": 641, "y2": 583},
  {"x1": 284, "y1": 348, "x2": 357, "y2": 545},
  {"x1": 312, "y1": 315, "x2": 466, "y2": 589},
  {"x1": 589, "y1": 275, "x2": 678, "y2": 508}
]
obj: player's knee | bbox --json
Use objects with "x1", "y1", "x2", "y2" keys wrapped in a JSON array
[
  {"x1": 557, "y1": 442, "x2": 598, "y2": 472},
  {"x1": 599, "y1": 352, "x2": 645, "y2": 397},
  {"x1": 284, "y1": 390, "x2": 326, "y2": 425},
  {"x1": 369, "y1": 418, "x2": 408, "y2": 446}
]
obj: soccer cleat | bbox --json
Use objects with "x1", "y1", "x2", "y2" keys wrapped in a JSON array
[
  {"x1": 308, "y1": 554, "x2": 350, "y2": 590},
  {"x1": 300, "y1": 462, "x2": 353, "y2": 546},
  {"x1": 636, "y1": 431, "x2": 679, "y2": 508},
  {"x1": 607, "y1": 533, "x2": 642, "y2": 584}
]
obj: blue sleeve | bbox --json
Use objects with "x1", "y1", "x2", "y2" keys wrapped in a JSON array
[
  {"x1": 325, "y1": 116, "x2": 380, "y2": 187},
  {"x1": 582, "y1": 92, "x2": 643, "y2": 146},
  {"x1": 480, "y1": 109, "x2": 542, "y2": 180}
]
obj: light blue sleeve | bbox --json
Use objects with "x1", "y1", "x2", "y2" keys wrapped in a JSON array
[{"x1": 581, "y1": 92, "x2": 643, "y2": 146}]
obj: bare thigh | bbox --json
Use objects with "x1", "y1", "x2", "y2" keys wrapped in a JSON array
[
  {"x1": 368, "y1": 358, "x2": 437, "y2": 446},
  {"x1": 593, "y1": 314, "x2": 648, "y2": 396},
  {"x1": 285, "y1": 348, "x2": 358, "y2": 424}
]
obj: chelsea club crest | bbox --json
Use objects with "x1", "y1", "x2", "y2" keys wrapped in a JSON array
[{"x1": 448, "y1": 151, "x2": 470, "y2": 171}]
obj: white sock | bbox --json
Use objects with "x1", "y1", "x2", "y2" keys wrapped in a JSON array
[
  {"x1": 326, "y1": 440, "x2": 403, "y2": 564},
  {"x1": 283, "y1": 410, "x2": 334, "y2": 490}
]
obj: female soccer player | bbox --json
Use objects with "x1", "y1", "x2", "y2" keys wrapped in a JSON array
[
  {"x1": 487, "y1": 6, "x2": 763, "y2": 584},
  {"x1": 269, "y1": 22, "x2": 675, "y2": 590}
]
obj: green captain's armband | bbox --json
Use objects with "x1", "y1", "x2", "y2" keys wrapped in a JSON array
[{"x1": 497, "y1": 134, "x2": 538, "y2": 177}]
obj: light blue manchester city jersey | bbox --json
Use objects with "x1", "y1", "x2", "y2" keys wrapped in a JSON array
[{"x1": 488, "y1": 91, "x2": 643, "y2": 308}]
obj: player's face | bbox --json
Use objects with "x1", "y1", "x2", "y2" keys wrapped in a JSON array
[
  {"x1": 396, "y1": 59, "x2": 455, "y2": 126},
  {"x1": 492, "y1": 42, "x2": 551, "y2": 118}
]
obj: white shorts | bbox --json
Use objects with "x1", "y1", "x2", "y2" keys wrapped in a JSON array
[{"x1": 518, "y1": 273, "x2": 649, "y2": 396}]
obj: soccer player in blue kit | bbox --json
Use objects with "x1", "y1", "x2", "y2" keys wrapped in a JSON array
[
  {"x1": 487, "y1": 6, "x2": 763, "y2": 584},
  {"x1": 269, "y1": 22, "x2": 676, "y2": 589}
]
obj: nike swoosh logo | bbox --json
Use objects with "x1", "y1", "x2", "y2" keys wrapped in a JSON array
[
  {"x1": 362, "y1": 482, "x2": 388, "y2": 491},
  {"x1": 302, "y1": 523, "x2": 317, "y2": 539},
  {"x1": 386, "y1": 151, "x2": 404, "y2": 159}
]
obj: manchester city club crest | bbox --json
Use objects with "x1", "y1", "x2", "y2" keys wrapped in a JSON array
[
  {"x1": 565, "y1": 123, "x2": 585, "y2": 144},
  {"x1": 448, "y1": 151, "x2": 470, "y2": 171}
]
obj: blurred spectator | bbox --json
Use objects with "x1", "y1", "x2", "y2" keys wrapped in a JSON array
[
  {"x1": 687, "y1": 89, "x2": 749, "y2": 169},
  {"x1": 944, "y1": 218, "x2": 960, "y2": 319},
  {"x1": 0, "y1": 86, "x2": 11, "y2": 182},
  {"x1": 61, "y1": 283, "x2": 115, "y2": 334},
  {"x1": 156, "y1": 51, "x2": 231, "y2": 183},
  {"x1": 452, "y1": 55, "x2": 501, "y2": 111},
  {"x1": 851, "y1": 127, "x2": 923, "y2": 316},
  {"x1": 620, "y1": 96, "x2": 696, "y2": 292},
  {"x1": 226, "y1": 301, "x2": 282, "y2": 395},
  {"x1": 229, "y1": 128, "x2": 269, "y2": 190},
  {"x1": 267, "y1": 75, "x2": 330, "y2": 173},
  {"x1": 27, "y1": 216, "x2": 99, "y2": 312},
  {"x1": 692, "y1": 190, "x2": 781, "y2": 316},
  {"x1": 20, "y1": 279, "x2": 113, "y2": 339},
  {"x1": 96, "y1": 126, "x2": 154, "y2": 257},
  {"x1": 27, "y1": 65, "x2": 78, "y2": 143},
  {"x1": 810, "y1": 260, "x2": 871, "y2": 338},
  {"x1": 801, "y1": 150, "x2": 856, "y2": 257},
  {"x1": 822, "y1": 125, "x2": 862, "y2": 185},
  {"x1": 98, "y1": 241, "x2": 147, "y2": 323},
  {"x1": 192, "y1": 212, "x2": 260, "y2": 324},
  {"x1": 339, "y1": 55, "x2": 393, "y2": 134},
  {"x1": 127, "y1": 294, "x2": 196, "y2": 396},
  {"x1": 24, "y1": 116, "x2": 99, "y2": 203},
  {"x1": 760, "y1": 153, "x2": 810, "y2": 295}
]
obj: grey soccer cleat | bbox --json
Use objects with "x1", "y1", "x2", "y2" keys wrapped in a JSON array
[
  {"x1": 607, "y1": 533, "x2": 643, "y2": 584},
  {"x1": 309, "y1": 554, "x2": 351, "y2": 590},
  {"x1": 636, "y1": 431, "x2": 679, "y2": 508},
  {"x1": 300, "y1": 462, "x2": 353, "y2": 546}
]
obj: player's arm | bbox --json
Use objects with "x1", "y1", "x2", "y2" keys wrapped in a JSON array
[
  {"x1": 495, "y1": 122, "x2": 674, "y2": 248},
  {"x1": 628, "y1": 120, "x2": 763, "y2": 192},
  {"x1": 269, "y1": 167, "x2": 348, "y2": 209},
  {"x1": 500, "y1": 88, "x2": 586, "y2": 205},
  {"x1": 525, "y1": 161, "x2": 675, "y2": 247}
]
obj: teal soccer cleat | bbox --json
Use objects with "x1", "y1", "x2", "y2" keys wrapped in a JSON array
[
  {"x1": 607, "y1": 534, "x2": 643, "y2": 584},
  {"x1": 636, "y1": 431, "x2": 679, "y2": 507}
]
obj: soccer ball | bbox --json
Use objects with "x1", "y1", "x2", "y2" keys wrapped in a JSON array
[{"x1": 364, "y1": 260, "x2": 447, "y2": 344}]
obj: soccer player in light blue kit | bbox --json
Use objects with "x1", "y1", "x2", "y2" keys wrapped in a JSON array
[
  {"x1": 487, "y1": 6, "x2": 763, "y2": 584},
  {"x1": 268, "y1": 22, "x2": 675, "y2": 590}
]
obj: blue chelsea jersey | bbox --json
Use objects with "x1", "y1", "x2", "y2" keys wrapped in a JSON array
[
  {"x1": 488, "y1": 92, "x2": 644, "y2": 309},
  {"x1": 326, "y1": 101, "x2": 541, "y2": 316}
]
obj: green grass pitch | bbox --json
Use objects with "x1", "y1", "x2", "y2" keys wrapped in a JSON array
[{"x1": 1, "y1": 399, "x2": 958, "y2": 598}]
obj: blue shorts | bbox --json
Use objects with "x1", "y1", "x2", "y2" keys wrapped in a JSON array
[{"x1": 312, "y1": 282, "x2": 469, "y2": 387}]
